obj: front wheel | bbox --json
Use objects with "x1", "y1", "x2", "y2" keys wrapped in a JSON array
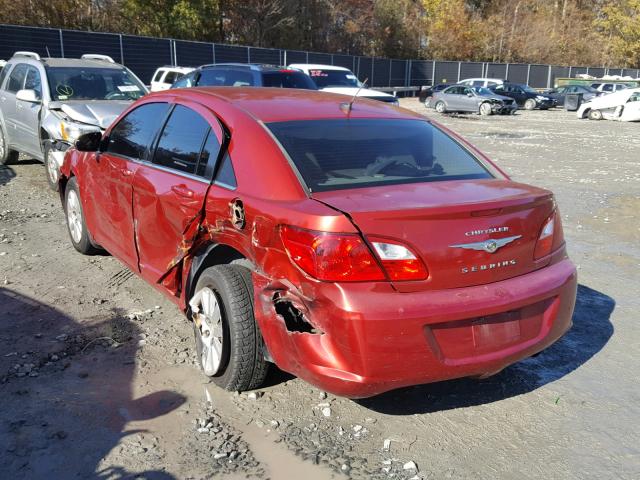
[
  {"x1": 479, "y1": 102, "x2": 493, "y2": 116},
  {"x1": 588, "y1": 109, "x2": 603, "y2": 120},
  {"x1": 64, "y1": 177, "x2": 98, "y2": 255},
  {"x1": 190, "y1": 265, "x2": 268, "y2": 392},
  {"x1": 44, "y1": 143, "x2": 60, "y2": 192},
  {"x1": 435, "y1": 101, "x2": 446, "y2": 113},
  {"x1": 524, "y1": 98, "x2": 537, "y2": 110}
]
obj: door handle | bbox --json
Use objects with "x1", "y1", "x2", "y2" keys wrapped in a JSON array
[{"x1": 171, "y1": 185, "x2": 194, "y2": 198}]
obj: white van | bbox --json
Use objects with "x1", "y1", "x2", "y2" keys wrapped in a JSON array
[
  {"x1": 289, "y1": 64, "x2": 398, "y2": 105},
  {"x1": 150, "y1": 66, "x2": 195, "y2": 91}
]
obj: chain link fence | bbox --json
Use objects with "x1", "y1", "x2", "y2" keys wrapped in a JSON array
[{"x1": 1, "y1": 24, "x2": 638, "y2": 89}]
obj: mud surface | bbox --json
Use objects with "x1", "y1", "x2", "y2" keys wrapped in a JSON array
[{"x1": 0, "y1": 104, "x2": 638, "y2": 479}]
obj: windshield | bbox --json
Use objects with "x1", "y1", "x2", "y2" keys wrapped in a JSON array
[
  {"x1": 520, "y1": 84, "x2": 538, "y2": 94},
  {"x1": 267, "y1": 119, "x2": 492, "y2": 192},
  {"x1": 472, "y1": 87, "x2": 493, "y2": 95},
  {"x1": 46, "y1": 67, "x2": 147, "y2": 101},
  {"x1": 307, "y1": 69, "x2": 361, "y2": 89}
]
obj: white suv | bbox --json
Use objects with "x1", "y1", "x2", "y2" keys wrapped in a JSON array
[
  {"x1": 590, "y1": 82, "x2": 628, "y2": 94},
  {"x1": 289, "y1": 64, "x2": 398, "y2": 105},
  {"x1": 150, "y1": 66, "x2": 194, "y2": 91}
]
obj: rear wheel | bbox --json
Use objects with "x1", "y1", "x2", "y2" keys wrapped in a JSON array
[
  {"x1": 0, "y1": 125, "x2": 19, "y2": 166},
  {"x1": 435, "y1": 101, "x2": 446, "y2": 113},
  {"x1": 479, "y1": 102, "x2": 493, "y2": 116},
  {"x1": 190, "y1": 265, "x2": 268, "y2": 392},
  {"x1": 588, "y1": 109, "x2": 603, "y2": 120},
  {"x1": 64, "y1": 177, "x2": 98, "y2": 255},
  {"x1": 524, "y1": 98, "x2": 537, "y2": 110}
]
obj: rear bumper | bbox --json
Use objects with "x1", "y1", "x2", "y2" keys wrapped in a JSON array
[{"x1": 255, "y1": 258, "x2": 577, "y2": 398}]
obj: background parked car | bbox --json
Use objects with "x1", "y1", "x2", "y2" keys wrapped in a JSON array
[
  {"x1": 150, "y1": 66, "x2": 194, "y2": 91},
  {"x1": 577, "y1": 87, "x2": 640, "y2": 121},
  {"x1": 289, "y1": 64, "x2": 398, "y2": 104},
  {"x1": 490, "y1": 83, "x2": 557, "y2": 110},
  {"x1": 546, "y1": 84, "x2": 600, "y2": 106},
  {"x1": 459, "y1": 78, "x2": 506, "y2": 88},
  {"x1": 430, "y1": 85, "x2": 517, "y2": 115},
  {"x1": 171, "y1": 63, "x2": 317, "y2": 90},
  {"x1": 0, "y1": 51, "x2": 147, "y2": 189},
  {"x1": 590, "y1": 82, "x2": 628, "y2": 94},
  {"x1": 419, "y1": 83, "x2": 451, "y2": 105}
]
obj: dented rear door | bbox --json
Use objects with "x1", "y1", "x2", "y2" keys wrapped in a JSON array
[{"x1": 132, "y1": 103, "x2": 224, "y2": 288}]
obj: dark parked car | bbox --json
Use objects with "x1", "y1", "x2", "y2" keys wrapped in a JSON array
[
  {"x1": 546, "y1": 85, "x2": 600, "y2": 106},
  {"x1": 419, "y1": 83, "x2": 451, "y2": 104},
  {"x1": 171, "y1": 63, "x2": 317, "y2": 90},
  {"x1": 490, "y1": 83, "x2": 557, "y2": 110},
  {"x1": 59, "y1": 88, "x2": 575, "y2": 398},
  {"x1": 430, "y1": 85, "x2": 517, "y2": 115}
]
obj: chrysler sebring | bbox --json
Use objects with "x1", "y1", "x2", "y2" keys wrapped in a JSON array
[{"x1": 58, "y1": 88, "x2": 577, "y2": 398}]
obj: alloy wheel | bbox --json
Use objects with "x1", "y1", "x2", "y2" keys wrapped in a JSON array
[
  {"x1": 46, "y1": 148, "x2": 58, "y2": 185},
  {"x1": 191, "y1": 287, "x2": 225, "y2": 376},
  {"x1": 66, "y1": 189, "x2": 83, "y2": 244},
  {"x1": 0, "y1": 130, "x2": 5, "y2": 160}
]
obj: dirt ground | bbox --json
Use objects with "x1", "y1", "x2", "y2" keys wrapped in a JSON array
[{"x1": 0, "y1": 101, "x2": 638, "y2": 480}]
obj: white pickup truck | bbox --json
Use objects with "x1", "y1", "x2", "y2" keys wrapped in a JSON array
[{"x1": 289, "y1": 64, "x2": 398, "y2": 105}]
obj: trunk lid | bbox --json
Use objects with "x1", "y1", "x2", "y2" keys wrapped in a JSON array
[{"x1": 312, "y1": 179, "x2": 554, "y2": 291}]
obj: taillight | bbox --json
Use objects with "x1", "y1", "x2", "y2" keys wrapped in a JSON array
[
  {"x1": 280, "y1": 226, "x2": 428, "y2": 282},
  {"x1": 534, "y1": 212, "x2": 556, "y2": 259},
  {"x1": 280, "y1": 226, "x2": 385, "y2": 282},
  {"x1": 370, "y1": 240, "x2": 428, "y2": 281}
]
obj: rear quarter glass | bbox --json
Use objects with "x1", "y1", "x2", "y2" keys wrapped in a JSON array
[{"x1": 266, "y1": 118, "x2": 494, "y2": 193}]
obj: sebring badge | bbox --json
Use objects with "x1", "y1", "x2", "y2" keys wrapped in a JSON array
[{"x1": 450, "y1": 235, "x2": 521, "y2": 254}]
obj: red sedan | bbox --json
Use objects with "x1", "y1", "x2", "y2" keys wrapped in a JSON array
[{"x1": 59, "y1": 88, "x2": 577, "y2": 398}]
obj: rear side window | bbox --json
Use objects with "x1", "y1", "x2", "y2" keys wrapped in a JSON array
[
  {"x1": 6, "y1": 64, "x2": 28, "y2": 93},
  {"x1": 261, "y1": 71, "x2": 317, "y2": 89},
  {"x1": 164, "y1": 71, "x2": 179, "y2": 84},
  {"x1": 215, "y1": 153, "x2": 237, "y2": 188},
  {"x1": 0, "y1": 64, "x2": 11, "y2": 90},
  {"x1": 107, "y1": 103, "x2": 170, "y2": 160},
  {"x1": 267, "y1": 119, "x2": 492, "y2": 193},
  {"x1": 153, "y1": 105, "x2": 210, "y2": 175}
]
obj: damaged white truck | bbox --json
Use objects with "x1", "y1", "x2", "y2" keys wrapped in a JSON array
[{"x1": 0, "y1": 52, "x2": 147, "y2": 189}]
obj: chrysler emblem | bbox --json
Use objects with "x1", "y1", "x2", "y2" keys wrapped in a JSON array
[{"x1": 450, "y1": 235, "x2": 521, "y2": 253}]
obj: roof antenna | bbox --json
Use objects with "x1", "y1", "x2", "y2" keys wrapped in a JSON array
[
  {"x1": 45, "y1": 46, "x2": 50, "y2": 58},
  {"x1": 341, "y1": 77, "x2": 368, "y2": 113}
]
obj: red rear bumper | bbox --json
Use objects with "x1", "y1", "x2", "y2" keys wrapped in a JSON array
[{"x1": 255, "y1": 258, "x2": 577, "y2": 398}]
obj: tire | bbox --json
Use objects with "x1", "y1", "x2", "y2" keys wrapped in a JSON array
[
  {"x1": 190, "y1": 264, "x2": 268, "y2": 392},
  {"x1": 64, "y1": 177, "x2": 98, "y2": 255},
  {"x1": 44, "y1": 143, "x2": 60, "y2": 192},
  {"x1": 435, "y1": 101, "x2": 446, "y2": 113},
  {"x1": 524, "y1": 99, "x2": 537, "y2": 110},
  {"x1": 479, "y1": 102, "x2": 493, "y2": 116},
  {"x1": 0, "y1": 124, "x2": 19, "y2": 166},
  {"x1": 588, "y1": 109, "x2": 603, "y2": 120}
]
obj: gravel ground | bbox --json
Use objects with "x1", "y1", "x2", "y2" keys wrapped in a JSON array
[{"x1": 0, "y1": 101, "x2": 638, "y2": 479}]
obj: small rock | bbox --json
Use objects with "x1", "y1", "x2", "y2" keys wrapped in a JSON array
[
  {"x1": 383, "y1": 438, "x2": 391, "y2": 451},
  {"x1": 214, "y1": 452, "x2": 227, "y2": 460},
  {"x1": 247, "y1": 392, "x2": 258, "y2": 400},
  {"x1": 321, "y1": 407, "x2": 331, "y2": 417},
  {"x1": 353, "y1": 425, "x2": 363, "y2": 433},
  {"x1": 318, "y1": 391, "x2": 327, "y2": 400},
  {"x1": 403, "y1": 460, "x2": 418, "y2": 471},
  {"x1": 269, "y1": 420, "x2": 280, "y2": 429},
  {"x1": 197, "y1": 427, "x2": 210, "y2": 433}
]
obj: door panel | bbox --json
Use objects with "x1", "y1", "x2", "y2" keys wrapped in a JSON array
[
  {"x1": 17, "y1": 66, "x2": 43, "y2": 157},
  {"x1": 133, "y1": 102, "x2": 225, "y2": 285},
  {"x1": 1, "y1": 63, "x2": 27, "y2": 147}
]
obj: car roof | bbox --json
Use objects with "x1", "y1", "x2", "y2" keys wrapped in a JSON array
[
  {"x1": 15, "y1": 57, "x2": 124, "y2": 69},
  {"x1": 289, "y1": 64, "x2": 351, "y2": 72},
  {"x1": 159, "y1": 87, "x2": 423, "y2": 123}
]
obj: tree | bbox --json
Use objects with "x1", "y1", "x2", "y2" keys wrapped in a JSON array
[{"x1": 596, "y1": 0, "x2": 640, "y2": 67}]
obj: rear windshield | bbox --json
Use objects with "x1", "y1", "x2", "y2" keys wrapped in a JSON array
[
  {"x1": 261, "y1": 71, "x2": 317, "y2": 90},
  {"x1": 267, "y1": 119, "x2": 493, "y2": 192}
]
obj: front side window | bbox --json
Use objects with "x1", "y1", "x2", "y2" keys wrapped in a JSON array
[
  {"x1": 0, "y1": 63, "x2": 12, "y2": 90},
  {"x1": 267, "y1": 119, "x2": 493, "y2": 193},
  {"x1": 24, "y1": 66, "x2": 42, "y2": 98},
  {"x1": 6, "y1": 64, "x2": 28, "y2": 93},
  {"x1": 107, "y1": 103, "x2": 170, "y2": 160},
  {"x1": 163, "y1": 71, "x2": 179, "y2": 84},
  {"x1": 153, "y1": 105, "x2": 210, "y2": 175},
  {"x1": 307, "y1": 69, "x2": 360, "y2": 88},
  {"x1": 46, "y1": 67, "x2": 146, "y2": 101}
]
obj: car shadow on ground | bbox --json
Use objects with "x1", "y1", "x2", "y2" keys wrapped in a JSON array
[
  {"x1": 357, "y1": 284, "x2": 614, "y2": 415},
  {"x1": 0, "y1": 164, "x2": 16, "y2": 186},
  {"x1": 0, "y1": 288, "x2": 185, "y2": 479}
]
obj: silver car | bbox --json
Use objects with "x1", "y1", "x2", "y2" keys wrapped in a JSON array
[
  {"x1": 430, "y1": 85, "x2": 517, "y2": 116},
  {"x1": 0, "y1": 52, "x2": 147, "y2": 190}
]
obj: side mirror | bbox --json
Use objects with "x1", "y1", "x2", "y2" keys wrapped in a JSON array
[
  {"x1": 75, "y1": 131, "x2": 102, "y2": 152},
  {"x1": 16, "y1": 89, "x2": 40, "y2": 103}
]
